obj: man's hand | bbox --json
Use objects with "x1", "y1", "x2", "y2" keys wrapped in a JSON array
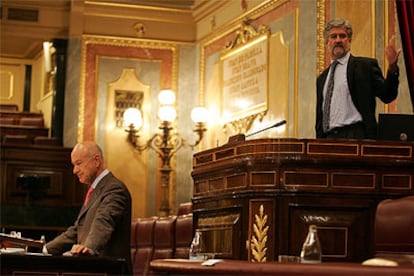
[
  {"x1": 70, "y1": 244, "x2": 95, "y2": 256},
  {"x1": 385, "y1": 35, "x2": 402, "y2": 67}
]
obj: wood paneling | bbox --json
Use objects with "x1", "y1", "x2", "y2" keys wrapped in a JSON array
[
  {"x1": 191, "y1": 137, "x2": 414, "y2": 262},
  {"x1": 1, "y1": 144, "x2": 80, "y2": 239}
]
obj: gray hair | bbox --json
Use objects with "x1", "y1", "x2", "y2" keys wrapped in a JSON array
[{"x1": 324, "y1": 18, "x2": 353, "y2": 43}]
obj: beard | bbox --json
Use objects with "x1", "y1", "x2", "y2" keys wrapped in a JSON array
[{"x1": 331, "y1": 44, "x2": 348, "y2": 59}]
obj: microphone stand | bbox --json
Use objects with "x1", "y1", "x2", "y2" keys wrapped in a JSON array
[{"x1": 245, "y1": 120, "x2": 286, "y2": 138}]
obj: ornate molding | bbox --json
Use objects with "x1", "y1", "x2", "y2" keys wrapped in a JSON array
[
  {"x1": 134, "y1": 23, "x2": 146, "y2": 37},
  {"x1": 224, "y1": 19, "x2": 270, "y2": 52},
  {"x1": 78, "y1": 35, "x2": 180, "y2": 141},
  {"x1": 316, "y1": 0, "x2": 326, "y2": 75},
  {"x1": 224, "y1": 110, "x2": 267, "y2": 134},
  {"x1": 220, "y1": 20, "x2": 269, "y2": 134},
  {"x1": 251, "y1": 204, "x2": 269, "y2": 262}
]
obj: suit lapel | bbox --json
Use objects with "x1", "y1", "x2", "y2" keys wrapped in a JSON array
[
  {"x1": 347, "y1": 55, "x2": 356, "y2": 93},
  {"x1": 318, "y1": 68, "x2": 329, "y2": 98},
  {"x1": 77, "y1": 173, "x2": 111, "y2": 218}
]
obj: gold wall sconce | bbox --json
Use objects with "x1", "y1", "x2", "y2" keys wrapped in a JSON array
[{"x1": 123, "y1": 89, "x2": 208, "y2": 216}]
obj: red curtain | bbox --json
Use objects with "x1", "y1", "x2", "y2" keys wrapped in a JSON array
[{"x1": 396, "y1": 0, "x2": 414, "y2": 112}]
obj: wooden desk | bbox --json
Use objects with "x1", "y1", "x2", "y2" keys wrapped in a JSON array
[
  {"x1": 1, "y1": 253, "x2": 128, "y2": 276},
  {"x1": 191, "y1": 137, "x2": 414, "y2": 262},
  {"x1": 150, "y1": 258, "x2": 414, "y2": 276}
]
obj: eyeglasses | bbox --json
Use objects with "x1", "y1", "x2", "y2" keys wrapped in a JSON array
[{"x1": 328, "y1": 33, "x2": 348, "y2": 40}]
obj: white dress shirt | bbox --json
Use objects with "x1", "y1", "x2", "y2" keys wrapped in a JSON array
[{"x1": 322, "y1": 52, "x2": 363, "y2": 131}]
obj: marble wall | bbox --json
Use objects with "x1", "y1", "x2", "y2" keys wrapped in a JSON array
[{"x1": 62, "y1": 0, "x2": 410, "y2": 217}]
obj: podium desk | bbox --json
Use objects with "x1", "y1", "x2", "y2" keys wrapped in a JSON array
[
  {"x1": 191, "y1": 137, "x2": 414, "y2": 262},
  {"x1": 149, "y1": 258, "x2": 414, "y2": 276},
  {"x1": 1, "y1": 253, "x2": 128, "y2": 276}
]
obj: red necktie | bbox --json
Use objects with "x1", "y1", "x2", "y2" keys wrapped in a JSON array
[{"x1": 84, "y1": 186, "x2": 94, "y2": 206}]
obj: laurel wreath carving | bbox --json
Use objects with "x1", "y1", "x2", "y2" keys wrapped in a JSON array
[{"x1": 251, "y1": 204, "x2": 269, "y2": 262}]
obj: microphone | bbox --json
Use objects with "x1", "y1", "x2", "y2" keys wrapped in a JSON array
[{"x1": 245, "y1": 120, "x2": 286, "y2": 138}]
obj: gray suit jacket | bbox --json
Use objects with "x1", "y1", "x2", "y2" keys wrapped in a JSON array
[
  {"x1": 316, "y1": 55, "x2": 399, "y2": 139},
  {"x1": 46, "y1": 172, "x2": 132, "y2": 271}
]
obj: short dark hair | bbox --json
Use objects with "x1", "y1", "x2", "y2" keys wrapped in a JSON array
[{"x1": 324, "y1": 18, "x2": 353, "y2": 43}]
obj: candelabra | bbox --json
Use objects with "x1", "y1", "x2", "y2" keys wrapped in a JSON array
[{"x1": 124, "y1": 89, "x2": 207, "y2": 216}]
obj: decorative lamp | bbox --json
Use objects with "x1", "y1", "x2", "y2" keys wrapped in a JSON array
[{"x1": 124, "y1": 89, "x2": 207, "y2": 216}]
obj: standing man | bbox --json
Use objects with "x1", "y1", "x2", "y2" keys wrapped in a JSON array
[
  {"x1": 316, "y1": 18, "x2": 401, "y2": 139},
  {"x1": 46, "y1": 142, "x2": 132, "y2": 274}
]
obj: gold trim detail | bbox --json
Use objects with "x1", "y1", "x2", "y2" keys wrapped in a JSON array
[
  {"x1": 78, "y1": 34, "x2": 180, "y2": 141},
  {"x1": 283, "y1": 171, "x2": 329, "y2": 188},
  {"x1": 331, "y1": 172, "x2": 376, "y2": 190},
  {"x1": 219, "y1": 26, "x2": 269, "y2": 129},
  {"x1": 85, "y1": 0, "x2": 192, "y2": 14},
  {"x1": 224, "y1": 110, "x2": 267, "y2": 134},
  {"x1": 383, "y1": 0, "x2": 392, "y2": 113},
  {"x1": 223, "y1": 19, "x2": 270, "y2": 52},
  {"x1": 361, "y1": 144, "x2": 413, "y2": 158},
  {"x1": 316, "y1": 0, "x2": 326, "y2": 75},
  {"x1": 382, "y1": 174, "x2": 412, "y2": 190},
  {"x1": 198, "y1": 0, "x2": 287, "y2": 106},
  {"x1": 251, "y1": 204, "x2": 268, "y2": 263},
  {"x1": 134, "y1": 23, "x2": 146, "y2": 37},
  {"x1": 307, "y1": 142, "x2": 359, "y2": 157},
  {"x1": 293, "y1": 9, "x2": 299, "y2": 137},
  {"x1": 79, "y1": 40, "x2": 87, "y2": 141}
]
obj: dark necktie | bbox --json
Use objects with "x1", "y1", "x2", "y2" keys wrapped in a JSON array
[
  {"x1": 84, "y1": 186, "x2": 94, "y2": 206},
  {"x1": 322, "y1": 60, "x2": 339, "y2": 133}
]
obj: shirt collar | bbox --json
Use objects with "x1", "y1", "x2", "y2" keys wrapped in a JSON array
[
  {"x1": 91, "y1": 169, "x2": 109, "y2": 189},
  {"x1": 332, "y1": 52, "x2": 350, "y2": 66}
]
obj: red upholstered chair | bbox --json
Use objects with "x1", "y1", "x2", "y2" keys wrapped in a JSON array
[
  {"x1": 173, "y1": 213, "x2": 193, "y2": 259},
  {"x1": 133, "y1": 217, "x2": 157, "y2": 276},
  {"x1": 375, "y1": 195, "x2": 414, "y2": 256},
  {"x1": 177, "y1": 202, "x2": 193, "y2": 216},
  {"x1": 152, "y1": 216, "x2": 176, "y2": 260},
  {"x1": 130, "y1": 219, "x2": 139, "y2": 270}
]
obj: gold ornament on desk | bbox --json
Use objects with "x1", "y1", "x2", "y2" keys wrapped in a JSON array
[{"x1": 251, "y1": 204, "x2": 269, "y2": 262}]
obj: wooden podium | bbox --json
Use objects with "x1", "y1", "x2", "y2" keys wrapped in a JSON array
[
  {"x1": 191, "y1": 137, "x2": 414, "y2": 262},
  {"x1": 1, "y1": 254, "x2": 127, "y2": 276}
]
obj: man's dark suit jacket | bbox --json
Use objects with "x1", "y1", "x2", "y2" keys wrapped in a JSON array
[
  {"x1": 46, "y1": 172, "x2": 132, "y2": 272},
  {"x1": 316, "y1": 55, "x2": 399, "y2": 139}
]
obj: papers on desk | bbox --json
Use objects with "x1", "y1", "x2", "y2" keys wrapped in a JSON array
[
  {"x1": 362, "y1": 258, "x2": 398, "y2": 266},
  {"x1": 0, "y1": 247, "x2": 51, "y2": 256},
  {"x1": 24, "y1": 252, "x2": 52, "y2": 256},
  {"x1": 201, "y1": 259, "x2": 222, "y2": 266},
  {"x1": 0, "y1": 247, "x2": 25, "y2": 254}
]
